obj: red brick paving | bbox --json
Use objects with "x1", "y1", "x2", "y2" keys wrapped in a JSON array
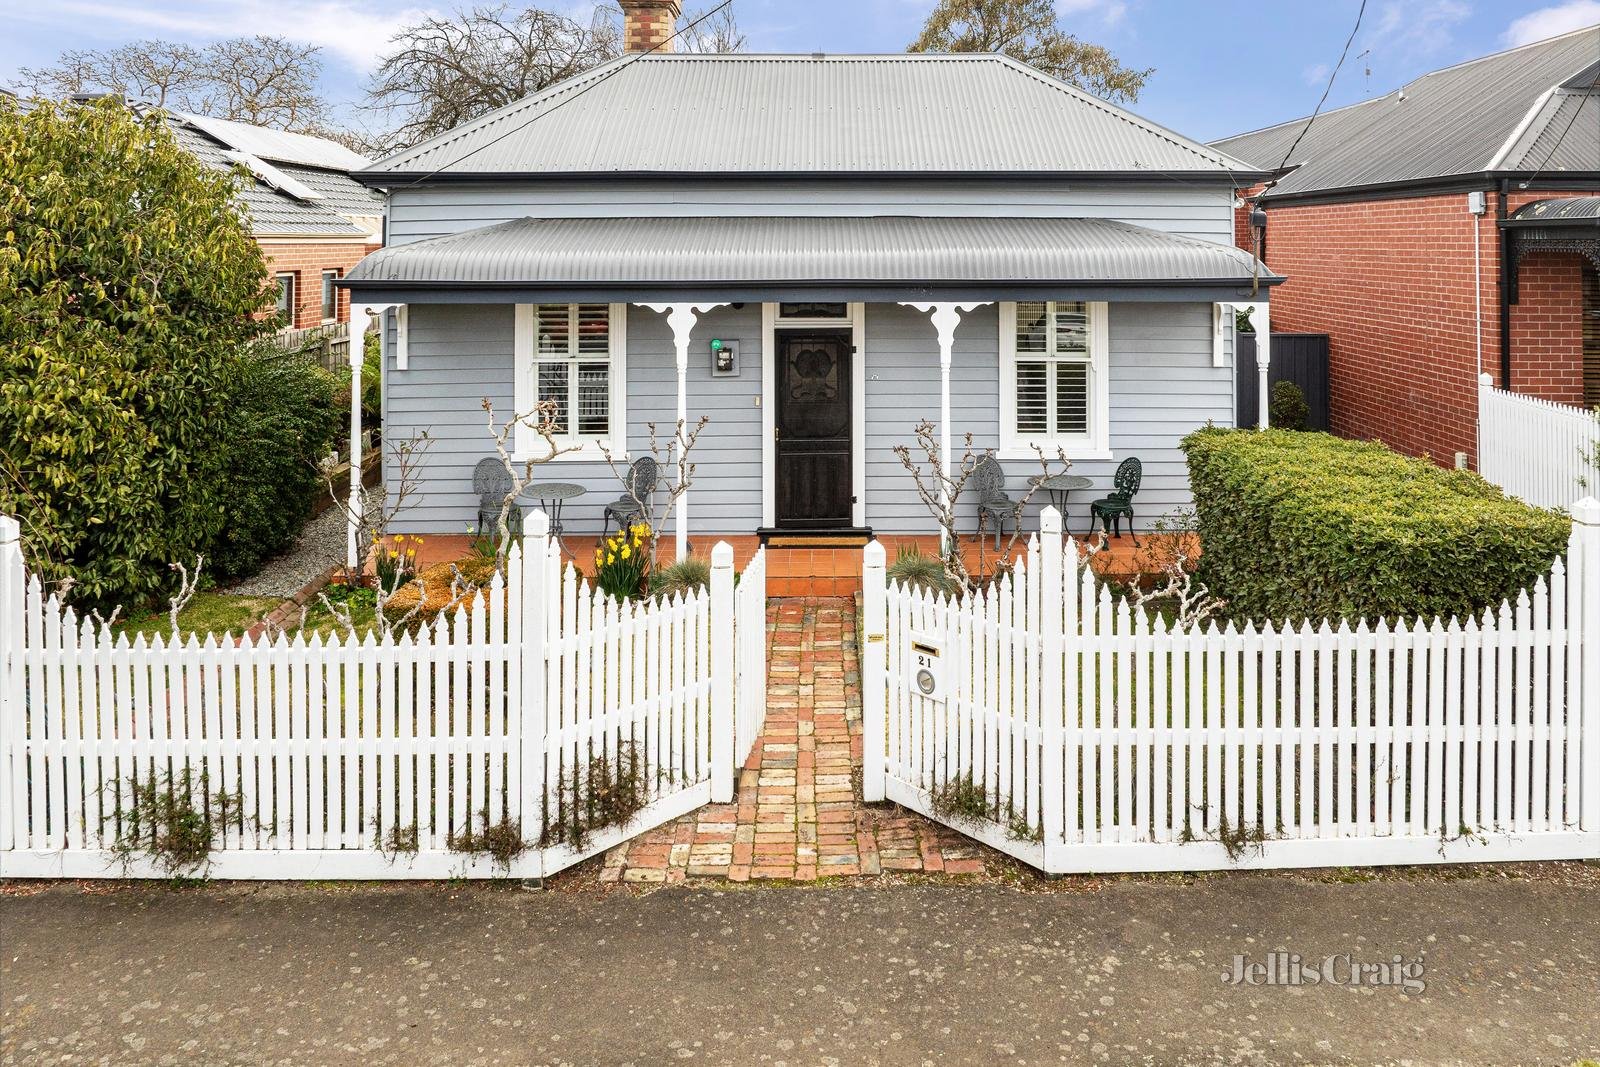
[{"x1": 601, "y1": 598, "x2": 990, "y2": 883}]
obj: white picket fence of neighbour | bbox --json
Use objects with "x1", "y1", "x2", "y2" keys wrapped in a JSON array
[
  {"x1": 861, "y1": 504, "x2": 1600, "y2": 874},
  {"x1": 1479, "y1": 376, "x2": 1600, "y2": 509},
  {"x1": 0, "y1": 513, "x2": 770, "y2": 880}
]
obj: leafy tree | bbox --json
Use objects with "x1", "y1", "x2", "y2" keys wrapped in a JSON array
[
  {"x1": 907, "y1": 0, "x2": 1152, "y2": 103},
  {"x1": 0, "y1": 97, "x2": 271, "y2": 607},
  {"x1": 365, "y1": 5, "x2": 621, "y2": 150},
  {"x1": 209, "y1": 345, "x2": 343, "y2": 580},
  {"x1": 15, "y1": 36, "x2": 330, "y2": 132}
]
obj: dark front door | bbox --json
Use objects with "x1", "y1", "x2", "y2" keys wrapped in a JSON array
[{"x1": 776, "y1": 330, "x2": 852, "y2": 529}]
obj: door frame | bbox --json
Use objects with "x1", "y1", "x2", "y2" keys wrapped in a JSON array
[{"x1": 762, "y1": 302, "x2": 866, "y2": 528}]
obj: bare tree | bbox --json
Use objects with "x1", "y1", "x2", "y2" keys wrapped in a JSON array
[
  {"x1": 892, "y1": 419, "x2": 1067, "y2": 591},
  {"x1": 679, "y1": 5, "x2": 748, "y2": 53},
  {"x1": 481, "y1": 396, "x2": 584, "y2": 566},
  {"x1": 166, "y1": 557, "x2": 204, "y2": 640},
  {"x1": 17, "y1": 41, "x2": 204, "y2": 109},
  {"x1": 14, "y1": 36, "x2": 330, "y2": 133},
  {"x1": 364, "y1": 5, "x2": 620, "y2": 150},
  {"x1": 599, "y1": 416, "x2": 710, "y2": 567},
  {"x1": 193, "y1": 36, "x2": 328, "y2": 130},
  {"x1": 908, "y1": 0, "x2": 1152, "y2": 103}
]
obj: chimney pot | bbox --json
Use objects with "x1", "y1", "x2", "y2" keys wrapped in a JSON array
[{"x1": 618, "y1": 0, "x2": 683, "y2": 54}]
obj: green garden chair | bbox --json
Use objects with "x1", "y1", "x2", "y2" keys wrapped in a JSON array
[{"x1": 1090, "y1": 457, "x2": 1143, "y2": 545}]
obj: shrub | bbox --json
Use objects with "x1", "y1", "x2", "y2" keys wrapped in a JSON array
[
  {"x1": 887, "y1": 543, "x2": 958, "y2": 596},
  {"x1": 1268, "y1": 380, "x2": 1309, "y2": 431},
  {"x1": 1181, "y1": 427, "x2": 1570, "y2": 624},
  {"x1": 650, "y1": 556, "x2": 710, "y2": 600},
  {"x1": 208, "y1": 345, "x2": 343, "y2": 580},
  {"x1": 0, "y1": 97, "x2": 270, "y2": 608}
]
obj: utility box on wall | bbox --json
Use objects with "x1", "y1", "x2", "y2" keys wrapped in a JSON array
[{"x1": 710, "y1": 338, "x2": 740, "y2": 376}]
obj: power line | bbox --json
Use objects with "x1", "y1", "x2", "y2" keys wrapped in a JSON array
[
  {"x1": 1273, "y1": 0, "x2": 1368, "y2": 176},
  {"x1": 1518, "y1": 66, "x2": 1600, "y2": 189},
  {"x1": 400, "y1": 0, "x2": 736, "y2": 187}
]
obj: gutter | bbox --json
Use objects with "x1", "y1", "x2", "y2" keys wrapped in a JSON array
[
  {"x1": 1498, "y1": 178, "x2": 1512, "y2": 388},
  {"x1": 352, "y1": 168, "x2": 1276, "y2": 189}
]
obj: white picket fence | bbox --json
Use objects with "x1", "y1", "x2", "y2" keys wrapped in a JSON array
[
  {"x1": 0, "y1": 513, "x2": 769, "y2": 879},
  {"x1": 862, "y1": 503, "x2": 1600, "y2": 873},
  {"x1": 733, "y1": 548, "x2": 770, "y2": 771},
  {"x1": 1479, "y1": 375, "x2": 1600, "y2": 509}
]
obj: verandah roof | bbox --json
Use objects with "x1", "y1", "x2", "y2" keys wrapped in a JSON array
[{"x1": 340, "y1": 215, "x2": 1282, "y2": 303}]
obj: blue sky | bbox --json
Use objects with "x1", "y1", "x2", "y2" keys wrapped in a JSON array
[{"x1": 4, "y1": 0, "x2": 1598, "y2": 141}]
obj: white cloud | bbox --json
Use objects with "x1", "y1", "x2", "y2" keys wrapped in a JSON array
[
  {"x1": 1504, "y1": 1, "x2": 1600, "y2": 46},
  {"x1": 1303, "y1": 61, "x2": 1330, "y2": 87},
  {"x1": 1370, "y1": 0, "x2": 1471, "y2": 59},
  {"x1": 18, "y1": 0, "x2": 436, "y2": 72}
]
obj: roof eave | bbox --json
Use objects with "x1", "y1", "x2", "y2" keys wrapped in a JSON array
[
  {"x1": 1257, "y1": 169, "x2": 1600, "y2": 205},
  {"x1": 355, "y1": 168, "x2": 1273, "y2": 188}
]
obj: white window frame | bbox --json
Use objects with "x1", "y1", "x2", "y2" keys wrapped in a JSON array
[
  {"x1": 320, "y1": 269, "x2": 340, "y2": 323},
  {"x1": 275, "y1": 272, "x2": 296, "y2": 326},
  {"x1": 513, "y1": 302, "x2": 628, "y2": 460},
  {"x1": 998, "y1": 300, "x2": 1111, "y2": 460}
]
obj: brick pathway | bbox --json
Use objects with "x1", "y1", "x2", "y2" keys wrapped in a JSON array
[{"x1": 600, "y1": 598, "x2": 987, "y2": 884}]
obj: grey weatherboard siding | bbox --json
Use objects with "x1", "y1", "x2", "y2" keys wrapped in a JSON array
[{"x1": 384, "y1": 301, "x2": 1232, "y2": 535}]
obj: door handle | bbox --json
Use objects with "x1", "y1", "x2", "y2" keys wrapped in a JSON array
[{"x1": 774, "y1": 427, "x2": 781, "y2": 441}]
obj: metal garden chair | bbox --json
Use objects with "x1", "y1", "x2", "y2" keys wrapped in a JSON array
[
  {"x1": 1090, "y1": 456, "x2": 1143, "y2": 545},
  {"x1": 973, "y1": 455, "x2": 1023, "y2": 550},
  {"x1": 603, "y1": 456, "x2": 657, "y2": 537}
]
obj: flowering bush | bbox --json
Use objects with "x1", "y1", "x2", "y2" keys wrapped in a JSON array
[
  {"x1": 375, "y1": 534, "x2": 421, "y2": 595},
  {"x1": 593, "y1": 523, "x2": 650, "y2": 600}
]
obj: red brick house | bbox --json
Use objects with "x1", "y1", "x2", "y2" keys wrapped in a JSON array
[
  {"x1": 1213, "y1": 26, "x2": 1599, "y2": 468},
  {"x1": 165, "y1": 111, "x2": 384, "y2": 330}
]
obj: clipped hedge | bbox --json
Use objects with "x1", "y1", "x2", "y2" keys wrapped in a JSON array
[{"x1": 1181, "y1": 428, "x2": 1570, "y2": 623}]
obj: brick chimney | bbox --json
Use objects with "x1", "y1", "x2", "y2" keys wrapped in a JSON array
[{"x1": 618, "y1": 0, "x2": 682, "y2": 53}]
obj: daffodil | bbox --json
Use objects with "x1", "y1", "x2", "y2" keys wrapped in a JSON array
[
  {"x1": 620, "y1": 545, "x2": 630, "y2": 560},
  {"x1": 606, "y1": 552, "x2": 616, "y2": 564}
]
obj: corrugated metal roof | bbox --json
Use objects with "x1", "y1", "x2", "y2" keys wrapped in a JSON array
[
  {"x1": 1213, "y1": 26, "x2": 1600, "y2": 198},
  {"x1": 343, "y1": 214, "x2": 1275, "y2": 286},
  {"x1": 180, "y1": 112, "x2": 371, "y2": 170},
  {"x1": 1499, "y1": 90, "x2": 1600, "y2": 172},
  {"x1": 364, "y1": 54, "x2": 1258, "y2": 179},
  {"x1": 1509, "y1": 195, "x2": 1600, "y2": 222}
]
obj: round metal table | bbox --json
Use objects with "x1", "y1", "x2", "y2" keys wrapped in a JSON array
[
  {"x1": 1028, "y1": 473, "x2": 1095, "y2": 533},
  {"x1": 525, "y1": 482, "x2": 586, "y2": 536}
]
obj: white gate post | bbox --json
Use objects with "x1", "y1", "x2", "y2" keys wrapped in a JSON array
[
  {"x1": 1039, "y1": 507, "x2": 1066, "y2": 865},
  {"x1": 1573, "y1": 497, "x2": 1600, "y2": 832},
  {"x1": 520, "y1": 509, "x2": 551, "y2": 876},
  {"x1": 861, "y1": 539, "x2": 887, "y2": 802},
  {"x1": 0, "y1": 515, "x2": 21, "y2": 853},
  {"x1": 709, "y1": 541, "x2": 735, "y2": 803}
]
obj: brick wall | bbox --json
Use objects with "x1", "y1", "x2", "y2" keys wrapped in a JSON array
[
  {"x1": 260, "y1": 241, "x2": 381, "y2": 329},
  {"x1": 1508, "y1": 249, "x2": 1588, "y2": 407},
  {"x1": 1248, "y1": 188, "x2": 1598, "y2": 467}
]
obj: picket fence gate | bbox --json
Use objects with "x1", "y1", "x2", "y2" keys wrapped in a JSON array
[
  {"x1": 862, "y1": 503, "x2": 1600, "y2": 873},
  {"x1": 1479, "y1": 376, "x2": 1600, "y2": 509},
  {"x1": 0, "y1": 512, "x2": 769, "y2": 880}
]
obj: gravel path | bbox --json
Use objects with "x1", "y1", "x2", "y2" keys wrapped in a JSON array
[{"x1": 222, "y1": 505, "x2": 347, "y2": 597}]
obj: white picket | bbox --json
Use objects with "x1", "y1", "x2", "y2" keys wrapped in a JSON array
[{"x1": 864, "y1": 503, "x2": 1600, "y2": 875}]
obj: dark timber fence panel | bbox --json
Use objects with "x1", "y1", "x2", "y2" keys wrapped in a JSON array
[{"x1": 1236, "y1": 333, "x2": 1330, "y2": 431}]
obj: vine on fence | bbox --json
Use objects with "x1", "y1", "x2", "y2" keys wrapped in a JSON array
[
  {"x1": 101, "y1": 768, "x2": 251, "y2": 878},
  {"x1": 539, "y1": 742, "x2": 649, "y2": 852}
]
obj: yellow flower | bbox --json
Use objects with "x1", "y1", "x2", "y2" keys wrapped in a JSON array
[
  {"x1": 606, "y1": 552, "x2": 616, "y2": 564},
  {"x1": 620, "y1": 545, "x2": 630, "y2": 560}
]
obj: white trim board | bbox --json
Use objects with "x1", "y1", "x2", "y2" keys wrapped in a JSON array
[
  {"x1": 512, "y1": 301, "x2": 629, "y2": 461},
  {"x1": 761, "y1": 302, "x2": 867, "y2": 529}
]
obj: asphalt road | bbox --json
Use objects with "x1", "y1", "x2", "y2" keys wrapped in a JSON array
[{"x1": 4, "y1": 874, "x2": 1599, "y2": 1066}]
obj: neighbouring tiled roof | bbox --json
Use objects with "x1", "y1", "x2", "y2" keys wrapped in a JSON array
[
  {"x1": 1212, "y1": 26, "x2": 1600, "y2": 198},
  {"x1": 362, "y1": 53, "x2": 1262, "y2": 180}
]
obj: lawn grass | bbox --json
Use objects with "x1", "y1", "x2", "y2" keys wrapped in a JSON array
[
  {"x1": 297, "y1": 583, "x2": 380, "y2": 638},
  {"x1": 116, "y1": 592, "x2": 284, "y2": 641}
]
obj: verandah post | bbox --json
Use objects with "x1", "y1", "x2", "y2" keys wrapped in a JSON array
[
  {"x1": 709, "y1": 541, "x2": 735, "y2": 803},
  {"x1": 520, "y1": 509, "x2": 551, "y2": 876},
  {"x1": 1572, "y1": 497, "x2": 1600, "y2": 833},
  {"x1": 861, "y1": 539, "x2": 887, "y2": 802},
  {"x1": 1039, "y1": 507, "x2": 1066, "y2": 866}
]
